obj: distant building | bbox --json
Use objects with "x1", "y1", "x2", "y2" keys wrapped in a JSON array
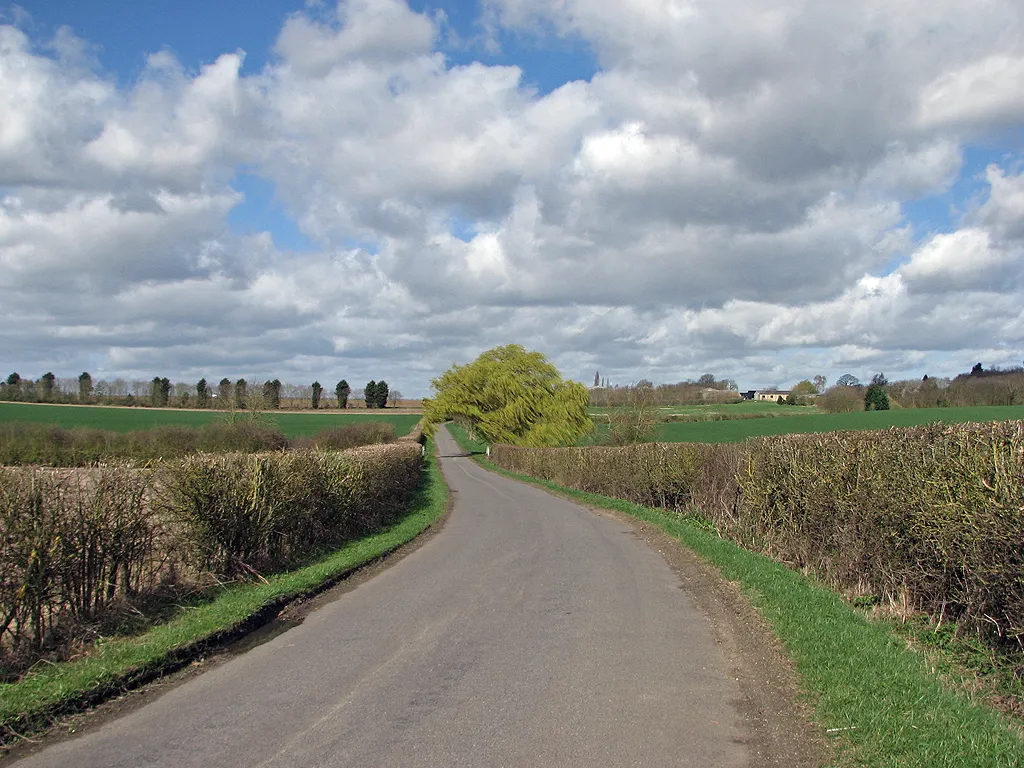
[{"x1": 752, "y1": 389, "x2": 791, "y2": 402}]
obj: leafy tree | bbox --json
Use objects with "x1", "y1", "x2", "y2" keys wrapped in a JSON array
[
  {"x1": 790, "y1": 379, "x2": 817, "y2": 405},
  {"x1": 78, "y1": 371, "x2": 93, "y2": 403},
  {"x1": 365, "y1": 380, "x2": 377, "y2": 409},
  {"x1": 40, "y1": 372, "x2": 56, "y2": 401},
  {"x1": 311, "y1": 381, "x2": 323, "y2": 409},
  {"x1": 792, "y1": 380, "x2": 817, "y2": 396},
  {"x1": 151, "y1": 377, "x2": 171, "y2": 407},
  {"x1": 4, "y1": 372, "x2": 21, "y2": 401},
  {"x1": 262, "y1": 379, "x2": 281, "y2": 409},
  {"x1": 335, "y1": 379, "x2": 351, "y2": 408},
  {"x1": 196, "y1": 378, "x2": 209, "y2": 407},
  {"x1": 971, "y1": 363, "x2": 984, "y2": 376},
  {"x1": 864, "y1": 383, "x2": 891, "y2": 411},
  {"x1": 836, "y1": 373, "x2": 860, "y2": 387},
  {"x1": 871, "y1": 372, "x2": 889, "y2": 387},
  {"x1": 218, "y1": 377, "x2": 232, "y2": 406},
  {"x1": 594, "y1": 371, "x2": 600, "y2": 387},
  {"x1": 812, "y1": 374, "x2": 827, "y2": 393},
  {"x1": 376, "y1": 380, "x2": 389, "y2": 408},
  {"x1": 423, "y1": 344, "x2": 593, "y2": 446},
  {"x1": 234, "y1": 378, "x2": 247, "y2": 410},
  {"x1": 697, "y1": 373, "x2": 716, "y2": 387}
]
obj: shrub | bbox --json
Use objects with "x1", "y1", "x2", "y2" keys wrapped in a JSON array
[
  {"x1": 296, "y1": 422, "x2": 397, "y2": 451},
  {"x1": 864, "y1": 384, "x2": 890, "y2": 410},
  {"x1": 0, "y1": 442, "x2": 424, "y2": 676},
  {"x1": 0, "y1": 422, "x2": 290, "y2": 467},
  {"x1": 491, "y1": 421, "x2": 1024, "y2": 655},
  {"x1": 817, "y1": 384, "x2": 865, "y2": 412},
  {"x1": 0, "y1": 466, "x2": 163, "y2": 670},
  {"x1": 161, "y1": 443, "x2": 422, "y2": 577}
]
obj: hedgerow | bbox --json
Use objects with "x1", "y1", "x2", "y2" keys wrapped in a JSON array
[
  {"x1": 0, "y1": 420, "x2": 400, "y2": 466},
  {"x1": 0, "y1": 443, "x2": 422, "y2": 678},
  {"x1": 491, "y1": 421, "x2": 1024, "y2": 656}
]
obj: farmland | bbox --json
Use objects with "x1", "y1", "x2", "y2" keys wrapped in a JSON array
[
  {"x1": 590, "y1": 399, "x2": 812, "y2": 418},
  {"x1": 592, "y1": 404, "x2": 1024, "y2": 443},
  {"x1": 0, "y1": 402, "x2": 420, "y2": 439}
]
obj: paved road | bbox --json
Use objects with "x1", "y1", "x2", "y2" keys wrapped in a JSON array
[{"x1": 14, "y1": 427, "x2": 750, "y2": 767}]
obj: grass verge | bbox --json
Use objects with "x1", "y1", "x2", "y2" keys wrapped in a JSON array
[
  {"x1": 0, "y1": 440, "x2": 448, "y2": 745},
  {"x1": 447, "y1": 424, "x2": 1024, "y2": 767}
]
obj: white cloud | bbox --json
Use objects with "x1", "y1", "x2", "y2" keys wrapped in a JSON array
[
  {"x1": 918, "y1": 55, "x2": 1024, "y2": 129},
  {"x1": 900, "y1": 229, "x2": 1021, "y2": 292},
  {"x1": 1, "y1": 0, "x2": 1023, "y2": 393}
]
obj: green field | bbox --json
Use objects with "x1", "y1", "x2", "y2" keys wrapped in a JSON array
[
  {"x1": 653, "y1": 405, "x2": 1024, "y2": 443},
  {"x1": 591, "y1": 400, "x2": 815, "y2": 417},
  {"x1": 0, "y1": 402, "x2": 420, "y2": 439}
]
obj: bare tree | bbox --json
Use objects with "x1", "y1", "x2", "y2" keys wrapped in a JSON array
[{"x1": 604, "y1": 383, "x2": 660, "y2": 445}]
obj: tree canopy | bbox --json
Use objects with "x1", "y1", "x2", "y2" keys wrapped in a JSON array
[
  {"x1": 423, "y1": 344, "x2": 593, "y2": 446},
  {"x1": 791, "y1": 380, "x2": 818, "y2": 396}
]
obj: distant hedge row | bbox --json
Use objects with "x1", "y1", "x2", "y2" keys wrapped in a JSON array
[
  {"x1": 0, "y1": 421, "x2": 398, "y2": 467},
  {"x1": 492, "y1": 421, "x2": 1024, "y2": 650},
  {"x1": 0, "y1": 443, "x2": 423, "y2": 675}
]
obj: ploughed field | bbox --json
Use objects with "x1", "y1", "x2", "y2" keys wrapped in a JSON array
[{"x1": 0, "y1": 402, "x2": 420, "y2": 439}]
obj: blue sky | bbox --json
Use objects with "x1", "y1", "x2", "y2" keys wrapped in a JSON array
[
  {"x1": 2, "y1": 0, "x2": 1023, "y2": 393},
  {"x1": 14, "y1": 1, "x2": 600, "y2": 254}
]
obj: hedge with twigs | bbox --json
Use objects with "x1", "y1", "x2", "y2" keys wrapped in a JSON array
[
  {"x1": 492, "y1": 421, "x2": 1024, "y2": 653},
  {"x1": 0, "y1": 443, "x2": 422, "y2": 677}
]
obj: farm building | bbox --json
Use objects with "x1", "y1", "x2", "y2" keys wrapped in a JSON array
[{"x1": 742, "y1": 389, "x2": 792, "y2": 402}]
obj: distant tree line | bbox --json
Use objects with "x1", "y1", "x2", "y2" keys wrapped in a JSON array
[
  {"x1": 589, "y1": 373, "x2": 739, "y2": 407},
  {"x1": 0, "y1": 371, "x2": 405, "y2": 410},
  {"x1": 817, "y1": 364, "x2": 1024, "y2": 412}
]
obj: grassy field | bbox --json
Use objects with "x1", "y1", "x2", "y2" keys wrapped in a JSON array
[
  {"x1": 0, "y1": 402, "x2": 420, "y2": 439},
  {"x1": 653, "y1": 405, "x2": 1024, "y2": 443},
  {"x1": 590, "y1": 400, "x2": 815, "y2": 417}
]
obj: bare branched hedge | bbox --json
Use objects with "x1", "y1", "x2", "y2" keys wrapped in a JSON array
[
  {"x1": 0, "y1": 443, "x2": 422, "y2": 675},
  {"x1": 492, "y1": 421, "x2": 1024, "y2": 649}
]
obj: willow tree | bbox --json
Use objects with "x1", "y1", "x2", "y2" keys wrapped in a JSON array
[{"x1": 423, "y1": 344, "x2": 592, "y2": 446}]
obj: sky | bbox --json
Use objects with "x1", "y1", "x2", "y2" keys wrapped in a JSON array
[{"x1": 1, "y1": 0, "x2": 1023, "y2": 396}]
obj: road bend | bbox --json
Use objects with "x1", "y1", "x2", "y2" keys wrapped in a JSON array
[{"x1": 15, "y1": 426, "x2": 752, "y2": 767}]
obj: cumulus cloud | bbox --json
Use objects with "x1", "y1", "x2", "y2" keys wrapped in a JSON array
[{"x1": 1, "y1": 0, "x2": 1023, "y2": 393}]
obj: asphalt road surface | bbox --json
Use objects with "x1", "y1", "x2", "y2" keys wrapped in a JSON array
[{"x1": 15, "y1": 427, "x2": 756, "y2": 767}]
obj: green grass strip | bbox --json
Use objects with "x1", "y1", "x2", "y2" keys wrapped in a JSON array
[
  {"x1": 653, "y1": 404, "x2": 1024, "y2": 443},
  {"x1": 0, "y1": 441, "x2": 448, "y2": 739},
  {"x1": 0, "y1": 402, "x2": 421, "y2": 439},
  {"x1": 446, "y1": 425, "x2": 1024, "y2": 767}
]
